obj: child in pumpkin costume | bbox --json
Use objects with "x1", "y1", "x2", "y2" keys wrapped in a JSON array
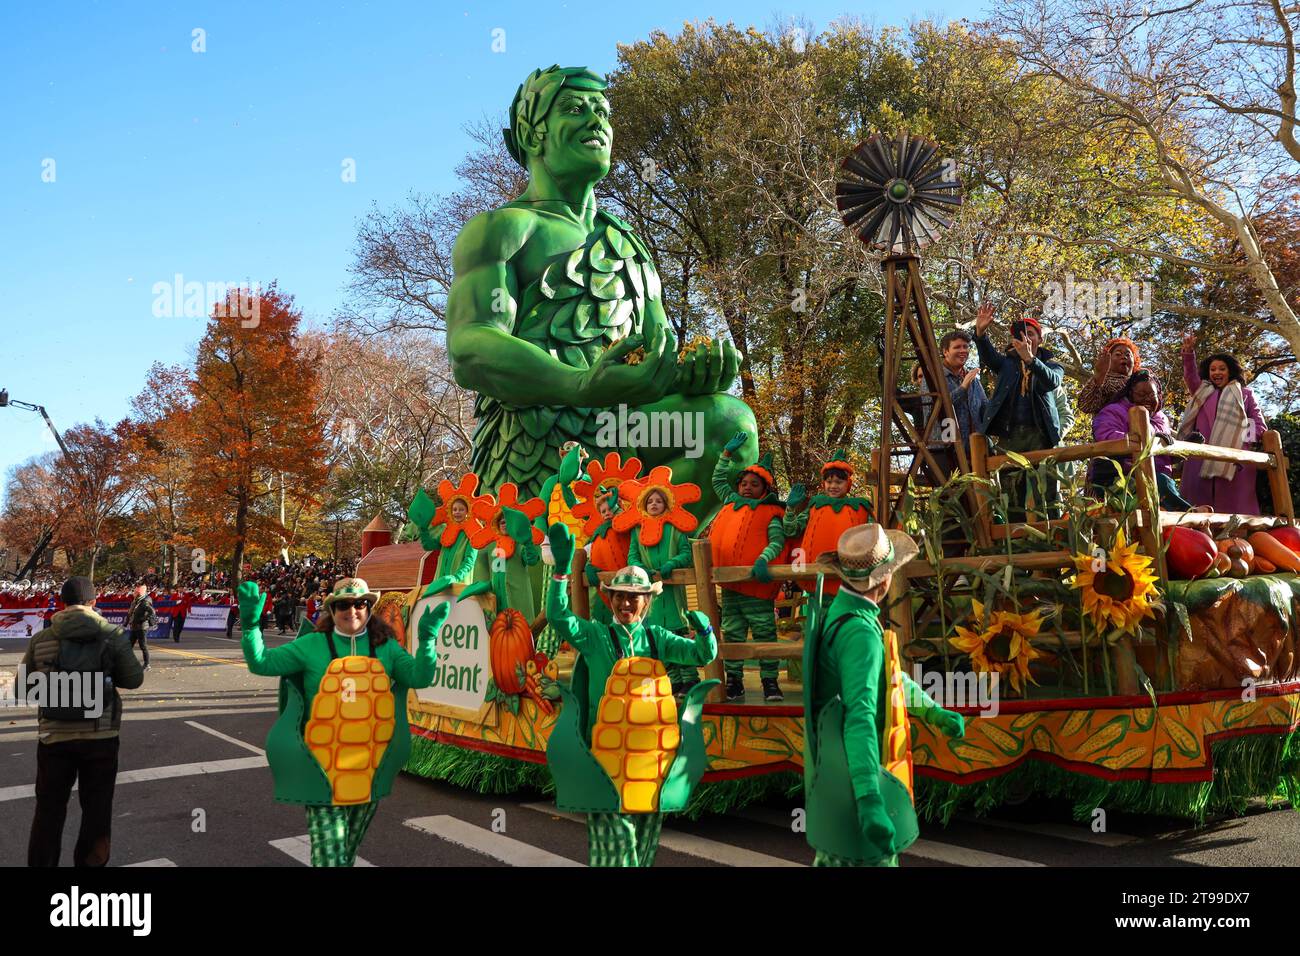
[
  {"x1": 803, "y1": 526, "x2": 964, "y2": 866},
  {"x1": 614, "y1": 466, "x2": 702, "y2": 696},
  {"x1": 544, "y1": 523, "x2": 718, "y2": 867},
  {"x1": 471, "y1": 488, "x2": 545, "y2": 621},
  {"x1": 784, "y1": 449, "x2": 873, "y2": 599},
  {"x1": 240, "y1": 577, "x2": 448, "y2": 866},
  {"x1": 572, "y1": 452, "x2": 642, "y2": 626},
  {"x1": 711, "y1": 431, "x2": 787, "y2": 701}
]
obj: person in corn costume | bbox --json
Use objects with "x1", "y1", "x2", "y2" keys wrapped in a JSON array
[
  {"x1": 803, "y1": 525, "x2": 965, "y2": 866},
  {"x1": 710, "y1": 430, "x2": 787, "y2": 701},
  {"x1": 612, "y1": 465, "x2": 702, "y2": 695},
  {"x1": 783, "y1": 449, "x2": 873, "y2": 599},
  {"x1": 544, "y1": 522, "x2": 718, "y2": 866},
  {"x1": 240, "y1": 576, "x2": 448, "y2": 867}
]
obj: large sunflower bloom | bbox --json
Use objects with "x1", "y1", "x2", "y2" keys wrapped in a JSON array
[
  {"x1": 1070, "y1": 530, "x2": 1162, "y2": 635},
  {"x1": 949, "y1": 600, "x2": 1046, "y2": 694},
  {"x1": 469, "y1": 482, "x2": 546, "y2": 557},
  {"x1": 572, "y1": 452, "x2": 643, "y2": 536},
  {"x1": 432, "y1": 473, "x2": 492, "y2": 547}
]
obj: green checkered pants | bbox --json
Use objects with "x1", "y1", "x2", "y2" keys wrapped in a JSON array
[
  {"x1": 587, "y1": 812, "x2": 663, "y2": 867},
  {"x1": 813, "y1": 849, "x2": 899, "y2": 867},
  {"x1": 721, "y1": 591, "x2": 778, "y2": 680},
  {"x1": 305, "y1": 801, "x2": 379, "y2": 867}
]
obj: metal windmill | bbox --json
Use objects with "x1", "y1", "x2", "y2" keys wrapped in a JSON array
[{"x1": 836, "y1": 133, "x2": 983, "y2": 541}]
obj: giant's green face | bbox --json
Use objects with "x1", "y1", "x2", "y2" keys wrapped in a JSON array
[{"x1": 538, "y1": 88, "x2": 612, "y2": 182}]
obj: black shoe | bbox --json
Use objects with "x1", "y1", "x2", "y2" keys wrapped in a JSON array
[
  {"x1": 671, "y1": 682, "x2": 686, "y2": 697},
  {"x1": 762, "y1": 678, "x2": 784, "y2": 701},
  {"x1": 726, "y1": 676, "x2": 745, "y2": 701}
]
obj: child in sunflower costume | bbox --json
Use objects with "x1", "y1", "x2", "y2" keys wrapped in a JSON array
[
  {"x1": 710, "y1": 430, "x2": 787, "y2": 701},
  {"x1": 613, "y1": 465, "x2": 702, "y2": 696},
  {"x1": 784, "y1": 449, "x2": 873, "y2": 600},
  {"x1": 572, "y1": 452, "x2": 642, "y2": 626},
  {"x1": 544, "y1": 523, "x2": 719, "y2": 867},
  {"x1": 803, "y1": 526, "x2": 965, "y2": 866},
  {"x1": 471, "y1": 486, "x2": 546, "y2": 620},
  {"x1": 240, "y1": 577, "x2": 449, "y2": 866},
  {"x1": 411, "y1": 474, "x2": 487, "y2": 585}
]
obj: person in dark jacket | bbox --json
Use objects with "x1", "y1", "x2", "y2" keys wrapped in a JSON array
[
  {"x1": 22, "y1": 576, "x2": 145, "y2": 866},
  {"x1": 973, "y1": 303, "x2": 1064, "y2": 520},
  {"x1": 125, "y1": 584, "x2": 157, "y2": 670}
]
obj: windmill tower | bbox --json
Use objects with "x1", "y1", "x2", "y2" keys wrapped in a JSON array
[{"x1": 835, "y1": 133, "x2": 983, "y2": 544}]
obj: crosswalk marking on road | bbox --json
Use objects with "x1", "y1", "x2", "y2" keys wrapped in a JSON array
[
  {"x1": 186, "y1": 719, "x2": 266, "y2": 755},
  {"x1": 124, "y1": 858, "x2": 177, "y2": 867},
  {"x1": 0, "y1": 755, "x2": 268, "y2": 803},
  {"x1": 270, "y1": 835, "x2": 377, "y2": 867},
  {"x1": 962, "y1": 815, "x2": 1138, "y2": 848},
  {"x1": 906, "y1": 838, "x2": 1045, "y2": 867},
  {"x1": 520, "y1": 802, "x2": 805, "y2": 867},
  {"x1": 404, "y1": 815, "x2": 585, "y2": 867}
]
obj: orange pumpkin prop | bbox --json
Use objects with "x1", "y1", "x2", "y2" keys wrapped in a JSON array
[{"x1": 490, "y1": 608, "x2": 535, "y2": 695}]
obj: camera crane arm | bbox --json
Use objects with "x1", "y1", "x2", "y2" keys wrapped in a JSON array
[{"x1": 0, "y1": 389, "x2": 76, "y2": 581}]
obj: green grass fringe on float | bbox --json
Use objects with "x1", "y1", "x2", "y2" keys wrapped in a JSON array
[
  {"x1": 914, "y1": 728, "x2": 1300, "y2": 825},
  {"x1": 408, "y1": 730, "x2": 1299, "y2": 825}
]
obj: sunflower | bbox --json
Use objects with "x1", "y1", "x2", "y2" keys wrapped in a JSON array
[
  {"x1": 949, "y1": 600, "x2": 1046, "y2": 694},
  {"x1": 432, "y1": 473, "x2": 491, "y2": 547},
  {"x1": 1070, "y1": 530, "x2": 1162, "y2": 635},
  {"x1": 610, "y1": 465, "x2": 701, "y2": 545},
  {"x1": 469, "y1": 483, "x2": 546, "y2": 558},
  {"x1": 572, "y1": 452, "x2": 643, "y2": 536}
]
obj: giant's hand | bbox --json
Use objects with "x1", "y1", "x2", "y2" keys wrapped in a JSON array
[
  {"x1": 673, "y1": 336, "x2": 741, "y2": 396},
  {"x1": 237, "y1": 581, "x2": 266, "y2": 631},
  {"x1": 575, "y1": 322, "x2": 676, "y2": 407}
]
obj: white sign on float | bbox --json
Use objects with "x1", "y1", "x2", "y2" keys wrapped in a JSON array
[{"x1": 410, "y1": 592, "x2": 490, "y2": 711}]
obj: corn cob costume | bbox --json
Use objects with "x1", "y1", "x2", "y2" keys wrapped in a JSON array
[
  {"x1": 544, "y1": 524, "x2": 718, "y2": 866},
  {"x1": 802, "y1": 527, "x2": 964, "y2": 866},
  {"x1": 614, "y1": 465, "x2": 702, "y2": 690},
  {"x1": 239, "y1": 579, "x2": 446, "y2": 867},
  {"x1": 709, "y1": 440, "x2": 786, "y2": 685}
]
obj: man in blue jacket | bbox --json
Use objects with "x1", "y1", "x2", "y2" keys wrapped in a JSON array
[{"x1": 974, "y1": 303, "x2": 1063, "y2": 520}]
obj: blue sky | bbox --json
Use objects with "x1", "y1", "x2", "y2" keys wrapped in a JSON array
[{"x1": 1, "y1": 0, "x2": 985, "y2": 497}]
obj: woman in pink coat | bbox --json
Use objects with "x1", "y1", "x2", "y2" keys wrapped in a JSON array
[
  {"x1": 1090, "y1": 371, "x2": 1193, "y2": 511},
  {"x1": 1177, "y1": 333, "x2": 1268, "y2": 515}
]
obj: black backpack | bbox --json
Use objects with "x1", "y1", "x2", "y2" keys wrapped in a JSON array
[{"x1": 39, "y1": 634, "x2": 116, "y2": 723}]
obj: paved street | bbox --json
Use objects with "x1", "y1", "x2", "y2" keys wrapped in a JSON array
[{"x1": 2, "y1": 629, "x2": 1298, "y2": 867}]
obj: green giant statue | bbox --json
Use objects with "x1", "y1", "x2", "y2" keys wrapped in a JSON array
[{"x1": 446, "y1": 65, "x2": 757, "y2": 515}]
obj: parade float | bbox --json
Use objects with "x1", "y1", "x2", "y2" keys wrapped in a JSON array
[{"x1": 357, "y1": 67, "x2": 1298, "y2": 824}]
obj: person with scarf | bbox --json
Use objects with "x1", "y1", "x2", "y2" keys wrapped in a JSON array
[
  {"x1": 1090, "y1": 371, "x2": 1194, "y2": 511},
  {"x1": 974, "y1": 304, "x2": 1064, "y2": 521},
  {"x1": 1078, "y1": 337, "x2": 1141, "y2": 414},
  {"x1": 1177, "y1": 333, "x2": 1268, "y2": 515}
]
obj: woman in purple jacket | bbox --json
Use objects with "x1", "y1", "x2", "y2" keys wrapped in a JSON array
[
  {"x1": 1091, "y1": 371, "x2": 1194, "y2": 511},
  {"x1": 1176, "y1": 333, "x2": 1268, "y2": 515}
]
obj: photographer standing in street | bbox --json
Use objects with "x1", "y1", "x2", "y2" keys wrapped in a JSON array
[
  {"x1": 23, "y1": 576, "x2": 145, "y2": 867},
  {"x1": 125, "y1": 584, "x2": 157, "y2": 670}
]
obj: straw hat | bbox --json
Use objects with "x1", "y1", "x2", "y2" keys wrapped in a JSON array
[
  {"x1": 600, "y1": 566, "x2": 663, "y2": 596},
  {"x1": 816, "y1": 524, "x2": 918, "y2": 590},
  {"x1": 322, "y1": 577, "x2": 380, "y2": 609}
]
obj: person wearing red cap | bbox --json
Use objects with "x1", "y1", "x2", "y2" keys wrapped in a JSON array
[{"x1": 974, "y1": 303, "x2": 1064, "y2": 521}]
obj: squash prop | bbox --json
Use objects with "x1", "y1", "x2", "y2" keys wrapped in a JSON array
[{"x1": 1162, "y1": 526, "x2": 1216, "y2": 580}]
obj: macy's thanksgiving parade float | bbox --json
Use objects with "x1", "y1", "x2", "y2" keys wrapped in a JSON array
[{"x1": 246, "y1": 65, "x2": 1298, "y2": 866}]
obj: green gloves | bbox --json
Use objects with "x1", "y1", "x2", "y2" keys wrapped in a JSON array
[
  {"x1": 408, "y1": 487, "x2": 437, "y2": 529},
  {"x1": 786, "y1": 482, "x2": 808, "y2": 509},
  {"x1": 558, "y1": 445, "x2": 583, "y2": 485},
  {"x1": 421, "y1": 575, "x2": 455, "y2": 598},
  {"x1": 547, "y1": 523, "x2": 575, "y2": 576},
  {"x1": 926, "y1": 707, "x2": 966, "y2": 739},
  {"x1": 502, "y1": 506, "x2": 533, "y2": 546},
  {"x1": 723, "y1": 430, "x2": 748, "y2": 455},
  {"x1": 584, "y1": 563, "x2": 601, "y2": 586},
  {"x1": 752, "y1": 556, "x2": 772, "y2": 583},
  {"x1": 857, "y1": 794, "x2": 896, "y2": 853},
  {"x1": 657, "y1": 564, "x2": 676, "y2": 582},
  {"x1": 237, "y1": 580, "x2": 266, "y2": 631},
  {"x1": 684, "y1": 610, "x2": 712, "y2": 636},
  {"x1": 417, "y1": 598, "x2": 452, "y2": 647}
]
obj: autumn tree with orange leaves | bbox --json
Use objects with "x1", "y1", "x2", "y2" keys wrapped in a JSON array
[{"x1": 184, "y1": 286, "x2": 328, "y2": 586}]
